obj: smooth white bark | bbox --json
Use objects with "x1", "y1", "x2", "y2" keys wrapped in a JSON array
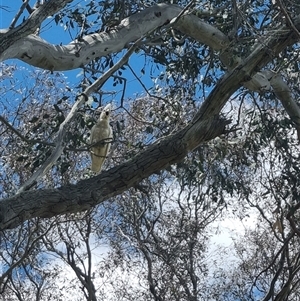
[{"x1": 1, "y1": 2, "x2": 300, "y2": 229}]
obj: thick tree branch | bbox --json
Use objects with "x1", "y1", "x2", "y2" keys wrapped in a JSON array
[
  {"x1": 2, "y1": 3, "x2": 299, "y2": 137},
  {"x1": 0, "y1": 18, "x2": 298, "y2": 229},
  {"x1": 0, "y1": 4, "x2": 227, "y2": 69},
  {"x1": 0, "y1": 0, "x2": 72, "y2": 56},
  {"x1": 1, "y1": 3, "x2": 300, "y2": 231},
  {"x1": 0, "y1": 116, "x2": 227, "y2": 230}
]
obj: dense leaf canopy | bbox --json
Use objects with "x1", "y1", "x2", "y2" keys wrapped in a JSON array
[{"x1": 1, "y1": 0, "x2": 300, "y2": 300}]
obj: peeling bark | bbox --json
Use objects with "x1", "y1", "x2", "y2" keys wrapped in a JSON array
[
  {"x1": 0, "y1": 117, "x2": 227, "y2": 230},
  {"x1": 1, "y1": 3, "x2": 300, "y2": 230},
  {"x1": 0, "y1": 4, "x2": 184, "y2": 70},
  {"x1": 0, "y1": 0, "x2": 72, "y2": 56}
]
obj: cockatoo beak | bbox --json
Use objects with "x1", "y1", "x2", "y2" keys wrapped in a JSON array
[
  {"x1": 96, "y1": 103, "x2": 112, "y2": 115},
  {"x1": 104, "y1": 103, "x2": 112, "y2": 111}
]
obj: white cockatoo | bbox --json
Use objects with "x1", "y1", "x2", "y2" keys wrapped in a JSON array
[{"x1": 90, "y1": 104, "x2": 113, "y2": 172}]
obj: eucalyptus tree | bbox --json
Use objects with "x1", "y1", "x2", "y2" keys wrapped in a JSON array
[{"x1": 1, "y1": 0, "x2": 300, "y2": 300}]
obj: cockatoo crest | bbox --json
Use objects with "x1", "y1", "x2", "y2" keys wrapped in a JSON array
[{"x1": 90, "y1": 104, "x2": 113, "y2": 173}]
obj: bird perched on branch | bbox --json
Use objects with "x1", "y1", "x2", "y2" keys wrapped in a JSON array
[{"x1": 90, "y1": 104, "x2": 113, "y2": 173}]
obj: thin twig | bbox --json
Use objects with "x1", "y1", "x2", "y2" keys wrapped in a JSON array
[
  {"x1": 276, "y1": 0, "x2": 300, "y2": 40},
  {"x1": 10, "y1": 0, "x2": 31, "y2": 28},
  {"x1": 127, "y1": 63, "x2": 151, "y2": 96},
  {"x1": 0, "y1": 115, "x2": 54, "y2": 147},
  {"x1": 122, "y1": 106, "x2": 154, "y2": 125},
  {"x1": 168, "y1": 0, "x2": 195, "y2": 27}
]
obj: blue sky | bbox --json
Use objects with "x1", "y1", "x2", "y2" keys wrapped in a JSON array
[{"x1": 1, "y1": 3, "x2": 276, "y2": 300}]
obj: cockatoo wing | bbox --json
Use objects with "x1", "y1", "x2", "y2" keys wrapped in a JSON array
[
  {"x1": 90, "y1": 104, "x2": 113, "y2": 173},
  {"x1": 90, "y1": 125, "x2": 112, "y2": 172}
]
